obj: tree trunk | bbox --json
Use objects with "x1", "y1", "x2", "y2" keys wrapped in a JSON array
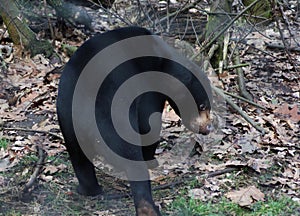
[
  {"x1": 205, "y1": 0, "x2": 233, "y2": 68},
  {"x1": 47, "y1": 0, "x2": 93, "y2": 30},
  {"x1": 0, "y1": 0, "x2": 53, "y2": 57}
]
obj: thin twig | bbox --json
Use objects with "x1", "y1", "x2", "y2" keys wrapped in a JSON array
[
  {"x1": 159, "y1": 0, "x2": 202, "y2": 23},
  {"x1": 273, "y1": 2, "x2": 298, "y2": 73},
  {"x1": 191, "y1": 0, "x2": 260, "y2": 60},
  {"x1": 232, "y1": 38, "x2": 279, "y2": 59},
  {"x1": 224, "y1": 63, "x2": 250, "y2": 70},
  {"x1": 214, "y1": 63, "x2": 251, "y2": 73}
]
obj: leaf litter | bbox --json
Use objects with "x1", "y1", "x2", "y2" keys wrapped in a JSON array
[{"x1": 0, "y1": 2, "x2": 299, "y2": 215}]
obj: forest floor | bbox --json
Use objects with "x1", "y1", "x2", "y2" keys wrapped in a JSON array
[{"x1": 0, "y1": 1, "x2": 299, "y2": 216}]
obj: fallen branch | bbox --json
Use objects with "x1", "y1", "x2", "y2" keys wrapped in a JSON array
[
  {"x1": 153, "y1": 167, "x2": 239, "y2": 191},
  {"x1": 214, "y1": 63, "x2": 250, "y2": 71},
  {"x1": 218, "y1": 32, "x2": 230, "y2": 75},
  {"x1": 222, "y1": 89, "x2": 265, "y2": 109},
  {"x1": 265, "y1": 42, "x2": 300, "y2": 52},
  {"x1": 232, "y1": 45, "x2": 253, "y2": 101},
  {"x1": 92, "y1": 167, "x2": 240, "y2": 200},
  {"x1": 203, "y1": 44, "x2": 219, "y2": 70},
  {"x1": 212, "y1": 86, "x2": 265, "y2": 134},
  {"x1": 2, "y1": 127, "x2": 63, "y2": 140},
  {"x1": 199, "y1": 38, "x2": 265, "y2": 133},
  {"x1": 23, "y1": 144, "x2": 45, "y2": 192}
]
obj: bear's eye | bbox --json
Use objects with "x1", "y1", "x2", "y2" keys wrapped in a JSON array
[{"x1": 199, "y1": 104, "x2": 206, "y2": 111}]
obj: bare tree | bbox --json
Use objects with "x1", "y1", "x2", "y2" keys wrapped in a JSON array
[{"x1": 0, "y1": 0, "x2": 53, "y2": 57}]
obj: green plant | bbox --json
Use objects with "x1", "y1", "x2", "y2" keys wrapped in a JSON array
[
  {"x1": 168, "y1": 196, "x2": 300, "y2": 215},
  {"x1": 0, "y1": 138, "x2": 8, "y2": 149}
]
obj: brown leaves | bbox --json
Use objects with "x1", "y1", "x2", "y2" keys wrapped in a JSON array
[
  {"x1": 226, "y1": 186, "x2": 265, "y2": 207},
  {"x1": 0, "y1": 4, "x2": 299, "y2": 214},
  {"x1": 0, "y1": 51, "x2": 63, "y2": 185},
  {"x1": 274, "y1": 103, "x2": 300, "y2": 123}
]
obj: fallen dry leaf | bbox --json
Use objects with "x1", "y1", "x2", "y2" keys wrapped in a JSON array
[
  {"x1": 40, "y1": 174, "x2": 54, "y2": 182},
  {"x1": 0, "y1": 158, "x2": 10, "y2": 172},
  {"x1": 188, "y1": 188, "x2": 206, "y2": 200},
  {"x1": 274, "y1": 103, "x2": 300, "y2": 122},
  {"x1": 225, "y1": 186, "x2": 265, "y2": 206},
  {"x1": 44, "y1": 165, "x2": 59, "y2": 175},
  {"x1": 246, "y1": 158, "x2": 272, "y2": 173},
  {"x1": 162, "y1": 103, "x2": 180, "y2": 122}
]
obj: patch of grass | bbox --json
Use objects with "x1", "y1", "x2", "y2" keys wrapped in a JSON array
[
  {"x1": 258, "y1": 164, "x2": 281, "y2": 183},
  {"x1": 2, "y1": 210, "x2": 22, "y2": 216},
  {"x1": 168, "y1": 196, "x2": 300, "y2": 216},
  {"x1": 2, "y1": 153, "x2": 39, "y2": 180},
  {"x1": 219, "y1": 169, "x2": 254, "y2": 192},
  {"x1": 46, "y1": 154, "x2": 69, "y2": 165},
  {"x1": 0, "y1": 138, "x2": 8, "y2": 149},
  {"x1": 169, "y1": 197, "x2": 246, "y2": 216},
  {"x1": 21, "y1": 154, "x2": 39, "y2": 164},
  {"x1": 187, "y1": 178, "x2": 203, "y2": 188},
  {"x1": 252, "y1": 197, "x2": 300, "y2": 216}
]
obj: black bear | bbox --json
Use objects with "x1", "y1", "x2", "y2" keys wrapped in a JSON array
[{"x1": 57, "y1": 26, "x2": 212, "y2": 216}]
